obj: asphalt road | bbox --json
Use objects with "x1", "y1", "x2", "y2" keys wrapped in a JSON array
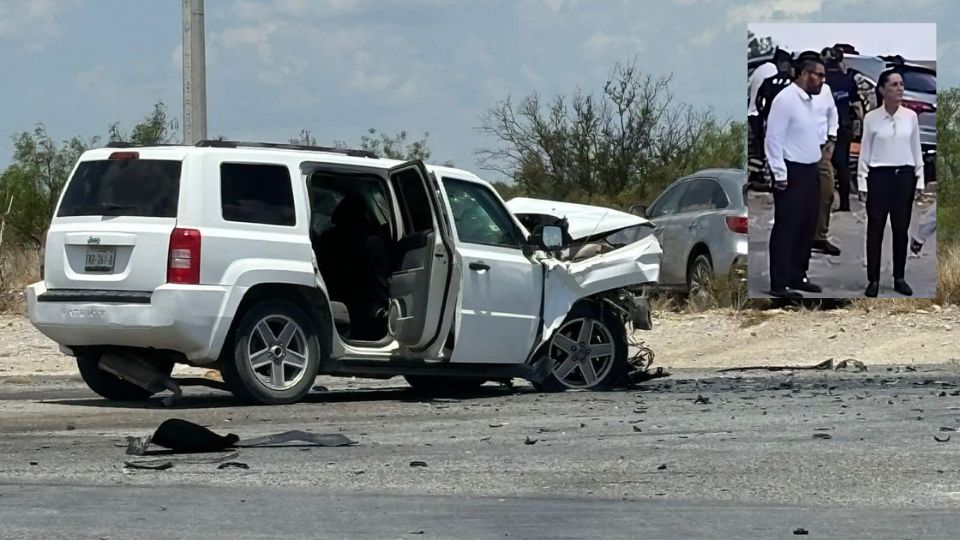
[
  {"x1": 2, "y1": 367, "x2": 960, "y2": 538},
  {"x1": 748, "y1": 191, "x2": 937, "y2": 299}
]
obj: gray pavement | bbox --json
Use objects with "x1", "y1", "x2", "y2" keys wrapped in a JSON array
[
  {"x1": 748, "y1": 191, "x2": 937, "y2": 299},
  {"x1": 2, "y1": 368, "x2": 960, "y2": 538}
]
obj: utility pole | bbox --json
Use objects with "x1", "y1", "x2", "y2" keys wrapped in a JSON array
[{"x1": 182, "y1": 0, "x2": 207, "y2": 144}]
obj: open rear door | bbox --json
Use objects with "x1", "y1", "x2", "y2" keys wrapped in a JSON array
[{"x1": 387, "y1": 160, "x2": 454, "y2": 351}]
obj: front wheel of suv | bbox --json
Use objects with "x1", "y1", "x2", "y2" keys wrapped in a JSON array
[
  {"x1": 222, "y1": 299, "x2": 321, "y2": 405},
  {"x1": 533, "y1": 302, "x2": 628, "y2": 392}
]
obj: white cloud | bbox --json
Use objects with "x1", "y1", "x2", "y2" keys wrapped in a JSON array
[
  {"x1": 541, "y1": 0, "x2": 582, "y2": 12},
  {"x1": 582, "y1": 31, "x2": 645, "y2": 56},
  {"x1": 727, "y1": 0, "x2": 823, "y2": 26},
  {"x1": 692, "y1": 27, "x2": 719, "y2": 47},
  {"x1": 0, "y1": 0, "x2": 80, "y2": 49}
]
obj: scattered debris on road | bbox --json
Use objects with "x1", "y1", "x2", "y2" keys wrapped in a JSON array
[
  {"x1": 719, "y1": 359, "x2": 834, "y2": 373},
  {"x1": 835, "y1": 359, "x2": 867, "y2": 372},
  {"x1": 217, "y1": 461, "x2": 250, "y2": 470},
  {"x1": 409, "y1": 461, "x2": 428, "y2": 468},
  {"x1": 794, "y1": 528, "x2": 809, "y2": 535},
  {"x1": 694, "y1": 395, "x2": 711, "y2": 405},
  {"x1": 123, "y1": 460, "x2": 173, "y2": 471},
  {"x1": 524, "y1": 436, "x2": 538, "y2": 445},
  {"x1": 657, "y1": 464, "x2": 667, "y2": 470},
  {"x1": 934, "y1": 435, "x2": 951, "y2": 443},
  {"x1": 126, "y1": 419, "x2": 356, "y2": 456},
  {"x1": 813, "y1": 433, "x2": 833, "y2": 440}
]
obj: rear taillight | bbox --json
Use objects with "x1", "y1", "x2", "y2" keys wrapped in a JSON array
[
  {"x1": 167, "y1": 228, "x2": 201, "y2": 284},
  {"x1": 902, "y1": 100, "x2": 935, "y2": 114},
  {"x1": 726, "y1": 216, "x2": 748, "y2": 234},
  {"x1": 109, "y1": 151, "x2": 139, "y2": 160}
]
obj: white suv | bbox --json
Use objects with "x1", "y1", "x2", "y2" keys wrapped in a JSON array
[{"x1": 27, "y1": 141, "x2": 662, "y2": 404}]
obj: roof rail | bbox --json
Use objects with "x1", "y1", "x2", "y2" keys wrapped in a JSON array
[
  {"x1": 104, "y1": 141, "x2": 189, "y2": 148},
  {"x1": 195, "y1": 139, "x2": 378, "y2": 159}
]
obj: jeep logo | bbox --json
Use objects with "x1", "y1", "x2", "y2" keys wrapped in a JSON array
[{"x1": 87, "y1": 237, "x2": 101, "y2": 245}]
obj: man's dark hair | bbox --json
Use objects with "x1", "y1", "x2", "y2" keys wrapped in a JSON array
[{"x1": 793, "y1": 51, "x2": 824, "y2": 80}]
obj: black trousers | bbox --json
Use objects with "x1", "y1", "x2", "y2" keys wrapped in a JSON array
[
  {"x1": 832, "y1": 126, "x2": 853, "y2": 210},
  {"x1": 866, "y1": 166, "x2": 916, "y2": 282},
  {"x1": 769, "y1": 160, "x2": 820, "y2": 290}
]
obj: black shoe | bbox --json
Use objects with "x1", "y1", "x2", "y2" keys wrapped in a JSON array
[
  {"x1": 911, "y1": 239, "x2": 923, "y2": 255},
  {"x1": 812, "y1": 240, "x2": 841, "y2": 256},
  {"x1": 894, "y1": 279, "x2": 913, "y2": 296},
  {"x1": 789, "y1": 278, "x2": 822, "y2": 293},
  {"x1": 865, "y1": 281, "x2": 879, "y2": 298},
  {"x1": 770, "y1": 288, "x2": 803, "y2": 299}
]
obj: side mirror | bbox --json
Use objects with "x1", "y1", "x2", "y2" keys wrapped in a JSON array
[
  {"x1": 629, "y1": 204, "x2": 647, "y2": 217},
  {"x1": 540, "y1": 225, "x2": 564, "y2": 250}
]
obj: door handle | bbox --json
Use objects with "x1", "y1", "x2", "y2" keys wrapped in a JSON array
[{"x1": 469, "y1": 261, "x2": 490, "y2": 271}]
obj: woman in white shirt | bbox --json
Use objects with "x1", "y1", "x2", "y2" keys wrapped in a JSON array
[{"x1": 857, "y1": 69, "x2": 924, "y2": 297}]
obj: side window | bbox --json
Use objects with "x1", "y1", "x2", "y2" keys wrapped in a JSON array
[
  {"x1": 221, "y1": 163, "x2": 296, "y2": 226},
  {"x1": 678, "y1": 179, "x2": 726, "y2": 213},
  {"x1": 391, "y1": 168, "x2": 435, "y2": 235},
  {"x1": 647, "y1": 183, "x2": 687, "y2": 218},
  {"x1": 442, "y1": 178, "x2": 522, "y2": 249}
]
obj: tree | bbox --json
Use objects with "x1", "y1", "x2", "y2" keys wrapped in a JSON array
[
  {"x1": 0, "y1": 126, "x2": 96, "y2": 249},
  {"x1": 938, "y1": 87, "x2": 960, "y2": 243},
  {"x1": 359, "y1": 128, "x2": 432, "y2": 161},
  {"x1": 477, "y1": 59, "x2": 744, "y2": 208},
  {"x1": 289, "y1": 129, "x2": 318, "y2": 146},
  {"x1": 108, "y1": 102, "x2": 179, "y2": 145}
]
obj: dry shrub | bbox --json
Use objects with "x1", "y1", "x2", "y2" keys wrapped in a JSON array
[
  {"x1": 937, "y1": 243, "x2": 960, "y2": 306},
  {"x1": 0, "y1": 245, "x2": 40, "y2": 313}
]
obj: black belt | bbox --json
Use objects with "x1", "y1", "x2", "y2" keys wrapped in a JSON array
[{"x1": 871, "y1": 165, "x2": 913, "y2": 175}]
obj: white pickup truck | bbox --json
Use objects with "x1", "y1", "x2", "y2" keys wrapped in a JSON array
[{"x1": 27, "y1": 141, "x2": 662, "y2": 404}]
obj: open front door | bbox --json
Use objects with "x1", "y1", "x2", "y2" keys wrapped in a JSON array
[{"x1": 387, "y1": 161, "x2": 454, "y2": 351}]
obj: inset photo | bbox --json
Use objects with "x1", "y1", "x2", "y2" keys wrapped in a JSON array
[{"x1": 746, "y1": 23, "x2": 937, "y2": 299}]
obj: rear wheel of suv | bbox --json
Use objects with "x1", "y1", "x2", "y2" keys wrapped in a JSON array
[
  {"x1": 687, "y1": 253, "x2": 714, "y2": 310},
  {"x1": 76, "y1": 351, "x2": 174, "y2": 401},
  {"x1": 222, "y1": 299, "x2": 321, "y2": 405},
  {"x1": 534, "y1": 302, "x2": 628, "y2": 392}
]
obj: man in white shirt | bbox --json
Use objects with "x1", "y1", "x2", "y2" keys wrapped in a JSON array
[
  {"x1": 811, "y1": 77, "x2": 840, "y2": 258},
  {"x1": 763, "y1": 51, "x2": 828, "y2": 299}
]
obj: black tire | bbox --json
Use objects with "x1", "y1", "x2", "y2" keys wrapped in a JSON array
[
  {"x1": 222, "y1": 299, "x2": 321, "y2": 405},
  {"x1": 404, "y1": 375, "x2": 486, "y2": 396},
  {"x1": 76, "y1": 351, "x2": 173, "y2": 401},
  {"x1": 534, "y1": 302, "x2": 628, "y2": 392},
  {"x1": 687, "y1": 253, "x2": 714, "y2": 310}
]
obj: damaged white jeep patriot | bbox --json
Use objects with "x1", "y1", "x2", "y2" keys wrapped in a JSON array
[{"x1": 27, "y1": 141, "x2": 662, "y2": 404}]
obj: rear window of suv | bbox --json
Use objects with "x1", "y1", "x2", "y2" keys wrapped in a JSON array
[
  {"x1": 220, "y1": 163, "x2": 296, "y2": 227},
  {"x1": 57, "y1": 159, "x2": 181, "y2": 218}
]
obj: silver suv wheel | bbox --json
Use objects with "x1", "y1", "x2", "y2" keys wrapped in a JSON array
[{"x1": 246, "y1": 314, "x2": 310, "y2": 391}]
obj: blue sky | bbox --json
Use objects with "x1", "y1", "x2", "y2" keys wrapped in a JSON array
[{"x1": 1, "y1": 0, "x2": 957, "y2": 180}]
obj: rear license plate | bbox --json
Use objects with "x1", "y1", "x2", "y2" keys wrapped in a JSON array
[{"x1": 84, "y1": 247, "x2": 116, "y2": 272}]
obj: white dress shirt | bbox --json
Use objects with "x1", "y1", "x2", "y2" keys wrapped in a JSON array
[
  {"x1": 764, "y1": 83, "x2": 823, "y2": 182},
  {"x1": 812, "y1": 82, "x2": 838, "y2": 143},
  {"x1": 748, "y1": 62, "x2": 777, "y2": 116},
  {"x1": 857, "y1": 105, "x2": 924, "y2": 192}
]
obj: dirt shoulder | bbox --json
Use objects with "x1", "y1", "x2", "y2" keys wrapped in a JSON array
[
  {"x1": 1, "y1": 307, "x2": 958, "y2": 379},
  {"x1": 643, "y1": 305, "x2": 960, "y2": 369}
]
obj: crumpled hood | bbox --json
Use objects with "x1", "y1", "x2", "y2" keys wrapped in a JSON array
[{"x1": 506, "y1": 197, "x2": 651, "y2": 240}]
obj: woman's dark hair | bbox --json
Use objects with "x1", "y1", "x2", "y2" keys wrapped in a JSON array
[{"x1": 875, "y1": 68, "x2": 902, "y2": 106}]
